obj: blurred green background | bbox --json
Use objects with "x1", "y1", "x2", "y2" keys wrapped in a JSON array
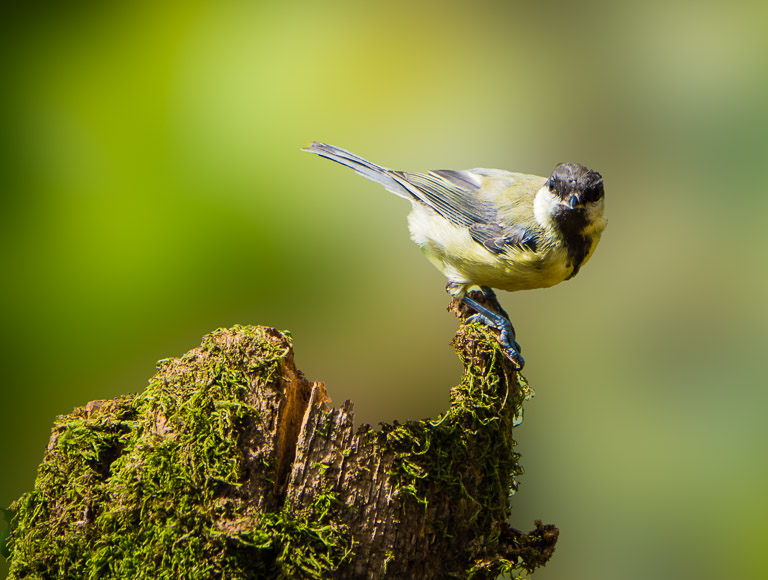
[{"x1": 2, "y1": 1, "x2": 767, "y2": 578}]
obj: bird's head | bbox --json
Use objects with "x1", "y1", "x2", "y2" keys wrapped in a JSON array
[
  {"x1": 541, "y1": 163, "x2": 606, "y2": 237},
  {"x1": 547, "y1": 163, "x2": 604, "y2": 209}
]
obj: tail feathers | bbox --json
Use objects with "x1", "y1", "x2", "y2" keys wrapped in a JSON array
[{"x1": 302, "y1": 141, "x2": 414, "y2": 200}]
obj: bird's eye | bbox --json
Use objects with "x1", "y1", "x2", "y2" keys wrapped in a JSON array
[
  {"x1": 548, "y1": 178, "x2": 556, "y2": 190},
  {"x1": 583, "y1": 183, "x2": 604, "y2": 203}
]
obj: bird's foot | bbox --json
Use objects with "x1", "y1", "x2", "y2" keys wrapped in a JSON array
[{"x1": 462, "y1": 295, "x2": 525, "y2": 369}]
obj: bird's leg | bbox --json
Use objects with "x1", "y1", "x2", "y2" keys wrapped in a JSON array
[
  {"x1": 460, "y1": 287, "x2": 524, "y2": 369},
  {"x1": 479, "y1": 285, "x2": 510, "y2": 320}
]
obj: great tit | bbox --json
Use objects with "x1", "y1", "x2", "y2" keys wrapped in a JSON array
[{"x1": 302, "y1": 141, "x2": 607, "y2": 368}]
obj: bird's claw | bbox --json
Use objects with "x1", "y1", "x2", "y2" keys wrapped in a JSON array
[
  {"x1": 451, "y1": 286, "x2": 525, "y2": 369},
  {"x1": 465, "y1": 312, "x2": 525, "y2": 369}
]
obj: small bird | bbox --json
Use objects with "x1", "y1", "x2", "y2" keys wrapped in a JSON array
[{"x1": 303, "y1": 142, "x2": 607, "y2": 368}]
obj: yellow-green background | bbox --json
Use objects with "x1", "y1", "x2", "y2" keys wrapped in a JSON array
[{"x1": 2, "y1": 1, "x2": 767, "y2": 578}]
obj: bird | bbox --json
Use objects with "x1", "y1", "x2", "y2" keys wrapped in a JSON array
[{"x1": 302, "y1": 141, "x2": 607, "y2": 368}]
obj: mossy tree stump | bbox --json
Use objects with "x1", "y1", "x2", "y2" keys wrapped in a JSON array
[{"x1": 4, "y1": 292, "x2": 558, "y2": 578}]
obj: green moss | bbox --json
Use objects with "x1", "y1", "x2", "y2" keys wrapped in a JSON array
[
  {"x1": 232, "y1": 474, "x2": 352, "y2": 579},
  {"x1": 1, "y1": 507, "x2": 14, "y2": 559},
  {"x1": 380, "y1": 321, "x2": 534, "y2": 575},
  {"x1": 4, "y1": 322, "x2": 544, "y2": 578},
  {"x1": 5, "y1": 325, "x2": 351, "y2": 579}
]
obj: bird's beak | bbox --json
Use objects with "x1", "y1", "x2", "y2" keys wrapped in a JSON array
[{"x1": 564, "y1": 194, "x2": 581, "y2": 209}]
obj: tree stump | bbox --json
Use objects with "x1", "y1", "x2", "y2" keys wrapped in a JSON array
[{"x1": 4, "y1": 293, "x2": 558, "y2": 578}]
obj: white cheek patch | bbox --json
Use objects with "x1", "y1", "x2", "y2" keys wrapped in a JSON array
[{"x1": 533, "y1": 187, "x2": 559, "y2": 229}]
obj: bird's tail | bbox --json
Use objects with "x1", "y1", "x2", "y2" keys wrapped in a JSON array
[{"x1": 302, "y1": 141, "x2": 414, "y2": 200}]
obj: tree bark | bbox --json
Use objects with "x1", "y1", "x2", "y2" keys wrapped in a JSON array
[{"x1": 4, "y1": 292, "x2": 558, "y2": 579}]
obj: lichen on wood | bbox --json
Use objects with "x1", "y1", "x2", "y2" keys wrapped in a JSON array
[{"x1": 4, "y1": 292, "x2": 558, "y2": 579}]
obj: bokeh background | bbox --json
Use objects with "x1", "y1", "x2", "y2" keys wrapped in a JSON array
[{"x1": 2, "y1": 1, "x2": 767, "y2": 578}]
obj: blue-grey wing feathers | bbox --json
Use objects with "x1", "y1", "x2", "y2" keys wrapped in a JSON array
[
  {"x1": 303, "y1": 142, "x2": 537, "y2": 255},
  {"x1": 468, "y1": 223, "x2": 538, "y2": 254},
  {"x1": 395, "y1": 170, "x2": 489, "y2": 227}
]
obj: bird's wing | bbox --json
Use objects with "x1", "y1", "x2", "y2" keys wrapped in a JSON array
[
  {"x1": 395, "y1": 169, "x2": 538, "y2": 254},
  {"x1": 468, "y1": 222, "x2": 538, "y2": 253}
]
